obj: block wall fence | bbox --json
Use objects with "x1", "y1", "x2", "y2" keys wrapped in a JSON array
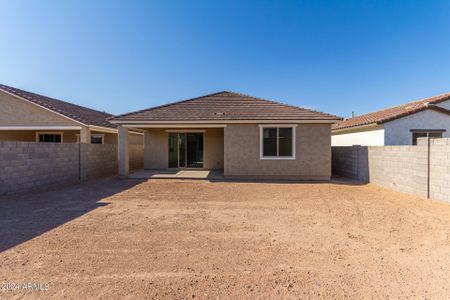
[
  {"x1": 332, "y1": 138, "x2": 450, "y2": 202},
  {"x1": 0, "y1": 141, "x2": 144, "y2": 195}
]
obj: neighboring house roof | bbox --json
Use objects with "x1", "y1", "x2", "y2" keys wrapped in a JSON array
[
  {"x1": 333, "y1": 92, "x2": 450, "y2": 131},
  {"x1": 110, "y1": 91, "x2": 341, "y2": 122},
  {"x1": 0, "y1": 84, "x2": 116, "y2": 129}
]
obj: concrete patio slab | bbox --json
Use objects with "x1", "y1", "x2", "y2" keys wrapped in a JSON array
[{"x1": 127, "y1": 169, "x2": 224, "y2": 180}]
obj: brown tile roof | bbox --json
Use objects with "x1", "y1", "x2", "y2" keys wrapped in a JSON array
[
  {"x1": 110, "y1": 91, "x2": 341, "y2": 122},
  {"x1": 0, "y1": 84, "x2": 116, "y2": 129},
  {"x1": 332, "y1": 92, "x2": 450, "y2": 131}
]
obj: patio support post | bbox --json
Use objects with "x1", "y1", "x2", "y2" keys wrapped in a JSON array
[
  {"x1": 80, "y1": 126, "x2": 91, "y2": 144},
  {"x1": 118, "y1": 125, "x2": 130, "y2": 177},
  {"x1": 143, "y1": 130, "x2": 151, "y2": 169}
]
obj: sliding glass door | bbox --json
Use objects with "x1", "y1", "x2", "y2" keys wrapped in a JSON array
[
  {"x1": 168, "y1": 133, "x2": 179, "y2": 168},
  {"x1": 168, "y1": 132, "x2": 203, "y2": 168},
  {"x1": 179, "y1": 133, "x2": 186, "y2": 167},
  {"x1": 186, "y1": 133, "x2": 203, "y2": 168}
]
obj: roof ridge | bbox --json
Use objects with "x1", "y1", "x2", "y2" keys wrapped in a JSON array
[
  {"x1": 111, "y1": 90, "x2": 341, "y2": 121},
  {"x1": 110, "y1": 91, "x2": 230, "y2": 120}
]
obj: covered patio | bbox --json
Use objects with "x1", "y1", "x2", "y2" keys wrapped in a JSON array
[
  {"x1": 127, "y1": 169, "x2": 224, "y2": 180},
  {"x1": 117, "y1": 125, "x2": 225, "y2": 177}
]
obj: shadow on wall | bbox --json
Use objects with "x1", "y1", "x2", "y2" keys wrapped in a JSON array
[
  {"x1": 0, "y1": 178, "x2": 144, "y2": 253},
  {"x1": 332, "y1": 146, "x2": 370, "y2": 183}
]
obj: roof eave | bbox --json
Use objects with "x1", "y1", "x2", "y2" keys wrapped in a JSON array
[
  {"x1": 332, "y1": 122, "x2": 382, "y2": 132},
  {"x1": 332, "y1": 103, "x2": 450, "y2": 131},
  {"x1": 0, "y1": 86, "x2": 116, "y2": 130},
  {"x1": 0, "y1": 88, "x2": 89, "y2": 127},
  {"x1": 109, "y1": 119, "x2": 341, "y2": 125}
]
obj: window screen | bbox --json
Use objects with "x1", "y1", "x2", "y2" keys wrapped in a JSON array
[
  {"x1": 278, "y1": 128, "x2": 293, "y2": 156},
  {"x1": 412, "y1": 131, "x2": 443, "y2": 145},
  {"x1": 263, "y1": 128, "x2": 277, "y2": 156},
  {"x1": 38, "y1": 134, "x2": 62, "y2": 143},
  {"x1": 262, "y1": 127, "x2": 294, "y2": 158},
  {"x1": 91, "y1": 135, "x2": 104, "y2": 144}
]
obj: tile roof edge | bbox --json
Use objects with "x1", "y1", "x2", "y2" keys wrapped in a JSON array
[
  {"x1": 0, "y1": 84, "x2": 115, "y2": 129},
  {"x1": 332, "y1": 92, "x2": 450, "y2": 131},
  {"x1": 332, "y1": 122, "x2": 380, "y2": 132},
  {"x1": 223, "y1": 91, "x2": 342, "y2": 120},
  {"x1": 109, "y1": 90, "x2": 342, "y2": 121},
  {"x1": 109, "y1": 91, "x2": 229, "y2": 120}
]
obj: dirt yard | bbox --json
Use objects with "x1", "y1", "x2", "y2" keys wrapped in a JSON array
[{"x1": 1, "y1": 178, "x2": 450, "y2": 299}]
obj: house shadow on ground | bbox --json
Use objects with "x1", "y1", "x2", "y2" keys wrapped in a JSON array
[
  {"x1": 0, "y1": 173, "x2": 365, "y2": 253},
  {"x1": 0, "y1": 177, "x2": 144, "y2": 253}
]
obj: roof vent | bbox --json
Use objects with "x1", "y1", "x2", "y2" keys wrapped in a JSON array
[
  {"x1": 405, "y1": 103, "x2": 422, "y2": 110},
  {"x1": 214, "y1": 112, "x2": 225, "y2": 116}
]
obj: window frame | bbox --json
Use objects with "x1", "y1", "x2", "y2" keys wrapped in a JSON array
[
  {"x1": 90, "y1": 134, "x2": 105, "y2": 144},
  {"x1": 35, "y1": 132, "x2": 63, "y2": 143},
  {"x1": 410, "y1": 129, "x2": 445, "y2": 145},
  {"x1": 76, "y1": 133, "x2": 106, "y2": 144},
  {"x1": 259, "y1": 124, "x2": 297, "y2": 160}
]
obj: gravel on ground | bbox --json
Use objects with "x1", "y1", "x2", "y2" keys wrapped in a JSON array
[{"x1": 1, "y1": 178, "x2": 450, "y2": 299}]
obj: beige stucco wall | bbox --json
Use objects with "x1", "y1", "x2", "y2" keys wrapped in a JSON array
[
  {"x1": 0, "y1": 130, "x2": 142, "y2": 145},
  {"x1": 204, "y1": 128, "x2": 224, "y2": 169},
  {"x1": 90, "y1": 131, "x2": 120, "y2": 144},
  {"x1": 0, "y1": 90, "x2": 80, "y2": 126},
  {"x1": 0, "y1": 131, "x2": 39, "y2": 142},
  {"x1": 129, "y1": 132, "x2": 144, "y2": 145},
  {"x1": 86, "y1": 132, "x2": 141, "y2": 145},
  {"x1": 224, "y1": 123, "x2": 332, "y2": 180},
  {"x1": 143, "y1": 128, "x2": 224, "y2": 169},
  {"x1": 0, "y1": 130, "x2": 80, "y2": 143},
  {"x1": 144, "y1": 129, "x2": 167, "y2": 169},
  {"x1": 0, "y1": 90, "x2": 142, "y2": 145}
]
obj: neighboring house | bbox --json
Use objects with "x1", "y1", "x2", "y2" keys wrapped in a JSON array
[
  {"x1": 332, "y1": 93, "x2": 450, "y2": 146},
  {"x1": 109, "y1": 91, "x2": 341, "y2": 179},
  {"x1": 0, "y1": 84, "x2": 142, "y2": 144}
]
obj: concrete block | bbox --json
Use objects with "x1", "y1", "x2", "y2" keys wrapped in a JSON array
[
  {"x1": 433, "y1": 138, "x2": 448, "y2": 145},
  {"x1": 440, "y1": 187, "x2": 450, "y2": 196},
  {"x1": 417, "y1": 138, "x2": 429, "y2": 145}
]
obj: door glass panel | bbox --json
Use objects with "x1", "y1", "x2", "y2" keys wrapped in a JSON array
[
  {"x1": 187, "y1": 133, "x2": 203, "y2": 168},
  {"x1": 168, "y1": 133, "x2": 179, "y2": 168},
  {"x1": 178, "y1": 133, "x2": 186, "y2": 168}
]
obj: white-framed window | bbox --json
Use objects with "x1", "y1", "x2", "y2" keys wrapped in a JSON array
[
  {"x1": 90, "y1": 134, "x2": 105, "y2": 144},
  {"x1": 76, "y1": 133, "x2": 105, "y2": 144},
  {"x1": 259, "y1": 125, "x2": 296, "y2": 160},
  {"x1": 36, "y1": 132, "x2": 63, "y2": 143},
  {"x1": 411, "y1": 130, "x2": 444, "y2": 145}
]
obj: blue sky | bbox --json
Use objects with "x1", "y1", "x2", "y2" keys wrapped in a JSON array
[{"x1": 0, "y1": 0, "x2": 449, "y2": 118}]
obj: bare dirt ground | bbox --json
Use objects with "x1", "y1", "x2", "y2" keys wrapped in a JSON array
[{"x1": 1, "y1": 178, "x2": 450, "y2": 299}]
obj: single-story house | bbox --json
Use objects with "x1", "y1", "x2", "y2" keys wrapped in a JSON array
[
  {"x1": 0, "y1": 84, "x2": 142, "y2": 144},
  {"x1": 109, "y1": 91, "x2": 341, "y2": 179},
  {"x1": 332, "y1": 92, "x2": 450, "y2": 146}
]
